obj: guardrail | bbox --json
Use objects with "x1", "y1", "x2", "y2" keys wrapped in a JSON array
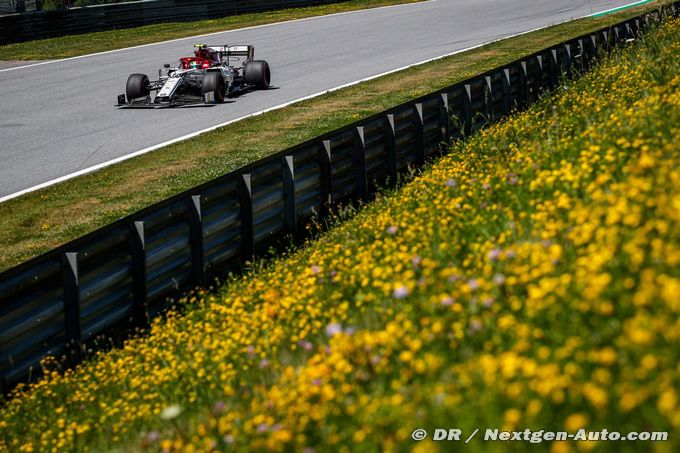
[
  {"x1": 1, "y1": 4, "x2": 677, "y2": 395},
  {"x1": 0, "y1": 0, "x2": 344, "y2": 44},
  {"x1": 0, "y1": 0, "x2": 17, "y2": 15}
]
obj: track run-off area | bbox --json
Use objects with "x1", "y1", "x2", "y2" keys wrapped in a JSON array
[{"x1": 0, "y1": 0, "x2": 649, "y2": 199}]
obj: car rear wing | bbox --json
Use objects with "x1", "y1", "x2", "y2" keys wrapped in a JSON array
[{"x1": 201, "y1": 44, "x2": 255, "y2": 63}]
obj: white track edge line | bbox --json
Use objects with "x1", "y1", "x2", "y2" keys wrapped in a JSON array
[
  {"x1": 586, "y1": 0, "x2": 653, "y2": 17},
  {"x1": 0, "y1": 4, "x2": 633, "y2": 203},
  {"x1": 0, "y1": 0, "x2": 435, "y2": 73}
]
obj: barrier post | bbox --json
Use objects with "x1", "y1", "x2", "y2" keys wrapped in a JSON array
[
  {"x1": 189, "y1": 195, "x2": 205, "y2": 286},
  {"x1": 282, "y1": 155, "x2": 297, "y2": 239},
  {"x1": 130, "y1": 221, "x2": 148, "y2": 328},
  {"x1": 354, "y1": 127, "x2": 368, "y2": 199},
  {"x1": 239, "y1": 174, "x2": 253, "y2": 261},
  {"x1": 62, "y1": 252, "x2": 81, "y2": 364}
]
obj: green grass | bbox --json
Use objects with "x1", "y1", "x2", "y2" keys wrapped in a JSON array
[
  {"x1": 0, "y1": 0, "x2": 422, "y2": 61},
  {"x1": 2, "y1": 13, "x2": 678, "y2": 453},
  {"x1": 0, "y1": 2, "x2": 669, "y2": 273}
]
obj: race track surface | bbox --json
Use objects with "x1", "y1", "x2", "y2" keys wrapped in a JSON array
[{"x1": 0, "y1": 0, "x2": 637, "y2": 198}]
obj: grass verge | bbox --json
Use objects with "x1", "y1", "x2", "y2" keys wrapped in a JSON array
[
  {"x1": 0, "y1": 0, "x2": 422, "y2": 61},
  {"x1": 1, "y1": 12, "x2": 678, "y2": 452},
  {"x1": 0, "y1": 2, "x2": 669, "y2": 273}
]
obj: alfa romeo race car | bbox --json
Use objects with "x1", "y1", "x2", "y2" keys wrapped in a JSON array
[{"x1": 117, "y1": 44, "x2": 271, "y2": 108}]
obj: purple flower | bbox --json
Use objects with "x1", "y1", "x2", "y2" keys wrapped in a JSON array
[
  {"x1": 505, "y1": 250, "x2": 517, "y2": 259},
  {"x1": 246, "y1": 345, "x2": 255, "y2": 359},
  {"x1": 386, "y1": 225, "x2": 398, "y2": 235},
  {"x1": 488, "y1": 248, "x2": 502, "y2": 261},
  {"x1": 440, "y1": 296, "x2": 454, "y2": 306},
  {"x1": 214, "y1": 401, "x2": 226, "y2": 413},
  {"x1": 411, "y1": 255, "x2": 422, "y2": 268},
  {"x1": 483, "y1": 182, "x2": 491, "y2": 190},
  {"x1": 370, "y1": 355, "x2": 381, "y2": 366},
  {"x1": 310, "y1": 265, "x2": 320, "y2": 274},
  {"x1": 146, "y1": 431, "x2": 160, "y2": 443},
  {"x1": 467, "y1": 279, "x2": 479, "y2": 291},
  {"x1": 446, "y1": 178, "x2": 457, "y2": 187},
  {"x1": 506, "y1": 173, "x2": 518, "y2": 185},
  {"x1": 482, "y1": 297, "x2": 495, "y2": 308},
  {"x1": 448, "y1": 274, "x2": 460, "y2": 283},
  {"x1": 312, "y1": 378, "x2": 322, "y2": 386},
  {"x1": 325, "y1": 322, "x2": 343, "y2": 337},
  {"x1": 298, "y1": 340, "x2": 313, "y2": 352},
  {"x1": 257, "y1": 423, "x2": 269, "y2": 433},
  {"x1": 493, "y1": 274, "x2": 506, "y2": 286},
  {"x1": 392, "y1": 285, "x2": 409, "y2": 299},
  {"x1": 469, "y1": 320, "x2": 483, "y2": 333},
  {"x1": 259, "y1": 359, "x2": 270, "y2": 369}
]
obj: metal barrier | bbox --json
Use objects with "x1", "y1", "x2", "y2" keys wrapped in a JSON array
[
  {"x1": 0, "y1": 0, "x2": 17, "y2": 15},
  {"x1": 0, "y1": 0, "x2": 343, "y2": 44},
  {"x1": 0, "y1": 4, "x2": 677, "y2": 394}
]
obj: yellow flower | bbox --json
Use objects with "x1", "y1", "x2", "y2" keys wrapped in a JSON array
[
  {"x1": 658, "y1": 389, "x2": 677, "y2": 415},
  {"x1": 564, "y1": 413, "x2": 589, "y2": 431},
  {"x1": 504, "y1": 408, "x2": 522, "y2": 427}
]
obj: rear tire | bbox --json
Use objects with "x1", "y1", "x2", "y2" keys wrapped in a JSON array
[
  {"x1": 125, "y1": 74, "x2": 149, "y2": 101},
  {"x1": 202, "y1": 71, "x2": 226, "y2": 103},
  {"x1": 244, "y1": 60, "x2": 271, "y2": 89}
]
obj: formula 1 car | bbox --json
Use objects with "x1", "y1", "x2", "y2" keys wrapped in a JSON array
[{"x1": 117, "y1": 44, "x2": 270, "y2": 108}]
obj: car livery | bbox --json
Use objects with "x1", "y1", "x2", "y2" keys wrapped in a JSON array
[{"x1": 117, "y1": 44, "x2": 271, "y2": 108}]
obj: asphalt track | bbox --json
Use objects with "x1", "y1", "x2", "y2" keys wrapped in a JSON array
[{"x1": 0, "y1": 0, "x2": 643, "y2": 199}]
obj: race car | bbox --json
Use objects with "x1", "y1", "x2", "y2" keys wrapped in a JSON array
[{"x1": 117, "y1": 44, "x2": 270, "y2": 108}]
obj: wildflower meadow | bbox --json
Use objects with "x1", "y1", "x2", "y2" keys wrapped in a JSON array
[{"x1": 1, "y1": 16, "x2": 679, "y2": 453}]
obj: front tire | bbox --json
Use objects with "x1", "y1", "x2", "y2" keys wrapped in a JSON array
[
  {"x1": 202, "y1": 71, "x2": 226, "y2": 103},
  {"x1": 125, "y1": 74, "x2": 149, "y2": 101},
  {"x1": 244, "y1": 60, "x2": 271, "y2": 89}
]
